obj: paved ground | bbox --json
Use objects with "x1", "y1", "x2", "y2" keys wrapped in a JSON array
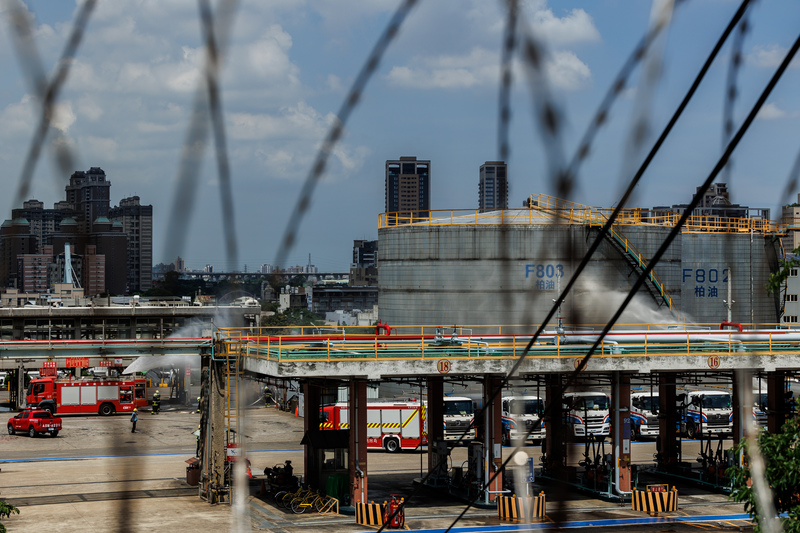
[{"x1": 0, "y1": 400, "x2": 755, "y2": 532}]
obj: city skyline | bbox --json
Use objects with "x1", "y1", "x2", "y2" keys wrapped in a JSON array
[{"x1": 0, "y1": 1, "x2": 798, "y2": 272}]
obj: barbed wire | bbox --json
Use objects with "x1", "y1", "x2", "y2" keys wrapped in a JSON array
[
  {"x1": 7, "y1": 0, "x2": 97, "y2": 209},
  {"x1": 440, "y1": 0, "x2": 756, "y2": 529},
  {"x1": 2, "y1": 0, "x2": 794, "y2": 530},
  {"x1": 273, "y1": 0, "x2": 419, "y2": 271},
  {"x1": 722, "y1": 3, "x2": 753, "y2": 184},
  {"x1": 163, "y1": 0, "x2": 239, "y2": 268}
]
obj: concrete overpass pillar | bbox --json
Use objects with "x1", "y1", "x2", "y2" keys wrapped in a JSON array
[
  {"x1": 544, "y1": 374, "x2": 566, "y2": 476},
  {"x1": 349, "y1": 379, "x2": 369, "y2": 505},
  {"x1": 197, "y1": 350, "x2": 227, "y2": 503},
  {"x1": 657, "y1": 373, "x2": 680, "y2": 470},
  {"x1": 767, "y1": 371, "x2": 787, "y2": 434},
  {"x1": 303, "y1": 381, "x2": 322, "y2": 490},
  {"x1": 611, "y1": 372, "x2": 631, "y2": 493},
  {"x1": 481, "y1": 376, "x2": 503, "y2": 502},
  {"x1": 16, "y1": 362, "x2": 26, "y2": 409},
  {"x1": 209, "y1": 357, "x2": 226, "y2": 502},
  {"x1": 426, "y1": 377, "x2": 445, "y2": 475},
  {"x1": 731, "y1": 371, "x2": 751, "y2": 447}
]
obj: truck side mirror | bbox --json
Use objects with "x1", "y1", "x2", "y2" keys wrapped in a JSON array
[{"x1": 692, "y1": 395, "x2": 703, "y2": 407}]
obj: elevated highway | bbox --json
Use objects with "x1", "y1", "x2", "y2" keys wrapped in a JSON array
[
  {"x1": 226, "y1": 324, "x2": 800, "y2": 379},
  {"x1": 2, "y1": 323, "x2": 796, "y2": 512}
]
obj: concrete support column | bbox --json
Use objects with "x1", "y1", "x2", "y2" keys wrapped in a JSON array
[
  {"x1": 349, "y1": 379, "x2": 369, "y2": 505},
  {"x1": 427, "y1": 377, "x2": 445, "y2": 474},
  {"x1": 657, "y1": 374, "x2": 680, "y2": 470},
  {"x1": 732, "y1": 371, "x2": 751, "y2": 447},
  {"x1": 482, "y1": 376, "x2": 503, "y2": 502},
  {"x1": 209, "y1": 357, "x2": 226, "y2": 500},
  {"x1": 16, "y1": 362, "x2": 26, "y2": 409},
  {"x1": 544, "y1": 374, "x2": 566, "y2": 475},
  {"x1": 767, "y1": 371, "x2": 787, "y2": 434},
  {"x1": 303, "y1": 382, "x2": 322, "y2": 490},
  {"x1": 611, "y1": 372, "x2": 631, "y2": 493}
]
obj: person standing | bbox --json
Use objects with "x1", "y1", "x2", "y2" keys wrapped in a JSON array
[
  {"x1": 131, "y1": 408, "x2": 138, "y2": 433},
  {"x1": 151, "y1": 390, "x2": 161, "y2": 414},
  {"x1": 264, "y1": 386, "x2": 273, "y2": 407}
]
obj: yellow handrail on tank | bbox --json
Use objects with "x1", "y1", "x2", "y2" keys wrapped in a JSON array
[{"x1": 377, "y1": 194, "x2": 780, "y2": 235}]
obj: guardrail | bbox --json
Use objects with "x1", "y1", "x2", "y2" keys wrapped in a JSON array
[
  {"x1": 377, "y1": 193, "x2": 780, "y2": 235},
  {"x1": 217, "y1": 326, "x2": 800, "y2": 363}
]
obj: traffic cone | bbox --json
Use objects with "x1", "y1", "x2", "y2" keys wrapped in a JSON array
[{"x1": 294, "y1": 405, "x2": 298, "y2": 417}]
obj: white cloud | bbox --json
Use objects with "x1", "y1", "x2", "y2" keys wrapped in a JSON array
[
  {"x1": 84, "y1": 136, "x2": 118, "y2": 160},
  {"x1": 386, "y1": 48, "x2": 497, "y2": 89},
  {"x1": 227, "y1": 101, "x2": 329, "y2": 141},
  {"x1": 748, "y1": 44, "x2": 800, "y2": 69},
  {"x1": 0, "y1": 95, "x2": 36, "y2": 138},
  {"x1": 756, "y1": 102, "x2": 787, "y2": 121},
  {"x1": 51, "y1": 100, "x2": 76, "y2": 132},
  {"x1": 544, "y1": 50, "x2": 591, "y2": 91},
  {"x1": 527, "y1": 6, "x2": 601, "y2": 46},
  {"x1": 327, "y1": 74, "x2": 343, "y2": 92},
  {"x1": 386, "y1": 47, "x2": 590, "y2": 91}
]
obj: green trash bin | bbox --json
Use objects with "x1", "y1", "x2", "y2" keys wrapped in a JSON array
[{"x1": 324, "y1": 473, "x2": 349, "y2": 503}]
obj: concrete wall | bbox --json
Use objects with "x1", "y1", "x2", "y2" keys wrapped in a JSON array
[{"x1": 378, "y1": 223, "x2": 781, "y2": 328}]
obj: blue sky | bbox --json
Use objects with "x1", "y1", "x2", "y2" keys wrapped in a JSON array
[{"x1": 0, "y1": 0, "x2": 798, "y2": 272}]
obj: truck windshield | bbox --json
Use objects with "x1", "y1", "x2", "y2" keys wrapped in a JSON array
[
  {"x1": 701, "y1": 394, "x2": 731, "y2": 409},
  {"x1": 444, "y1": 400, "x2": 473, "y2": 416},
  {"x1": 573, "y1": 395, "x2": 609, "y2": 411},
  {"x1": 754, "y1": 392, "x2": 767, "y2": 408},
  {"x1": 633, "y1": 395, "x2": 658, "y2": 412},
  {"x1": 509, "y1": 399, "x2": 542, "y2": 415}
]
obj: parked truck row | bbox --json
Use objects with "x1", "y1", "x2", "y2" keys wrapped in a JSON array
[{"x1": 315, "y1": 387, "x2": 780, "y2": 451}]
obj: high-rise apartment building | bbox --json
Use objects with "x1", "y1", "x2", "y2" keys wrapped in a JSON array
[
  {"x1": 109, "y1": 196, "x2": 153, "y2": 293},
  {"x1": 479, "y1": 161, "x2": 508, "y2": 211},
  {"x1": 0, "y1": 167, "x2": 152, "y2": 296},
  {"x1": 65, "y1": 167, "x2": 111, "y2": 233},
  {"x1": 385, "y1": 157, "x2": 430, "y2": 214}
]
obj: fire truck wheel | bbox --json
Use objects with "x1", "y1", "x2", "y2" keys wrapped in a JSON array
[
  {"x1": 43, "y1": 404, "x2": 55, "y2": 415},
  {"x1": 384, "y1": 437, "x2": 400, "y2": 453},
  {"x1": 99, "y1": 403, "x2": 115, "y2": 416},
  {"x1": 7, "y1": 424, "x2": 13, "y2": 435},
  {"x1": 28, "y1": 426, "x2": 36, "y2": 438},
  {"x1": 50, "y1": 430, "x2": 59, "y2": 437}
]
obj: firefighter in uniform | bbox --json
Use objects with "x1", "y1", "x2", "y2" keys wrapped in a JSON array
[
  {"x1": 264, "y1": 386, "x2": 273, "y2": 407},
  {"x1": 196, "y1": 396, "x2": 201, "y2": 413},
  {"x1": 151, "y1": 390, "x2": 161, "y2": 414}
]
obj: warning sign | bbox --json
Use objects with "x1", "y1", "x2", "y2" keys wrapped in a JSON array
[
  {"x1": 647, "y1": 484, "x2": 669, "y2": 493},
  {"x1": 66, "y1": 357, "x2": 89, "y2": 368}
]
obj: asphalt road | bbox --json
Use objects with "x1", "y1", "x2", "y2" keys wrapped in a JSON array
[{"x1": 0, "y1": 401, "x2": 756, "y2": 532}]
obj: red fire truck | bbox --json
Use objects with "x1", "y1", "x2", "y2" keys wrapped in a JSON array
[
  {"x1": 26, "y1": 376, "x2": 148, "y2": 416},
  {"x1": 320, "y1": 401, "x2": 427, "y2": 452}
]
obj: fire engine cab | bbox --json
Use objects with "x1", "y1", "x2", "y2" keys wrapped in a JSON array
[
  {"x1": 27, "y1": 375, "x2": 148, "y2": 416},
  {"x1": 320, "y1": 401, "x2": 427, "y2": 452}
]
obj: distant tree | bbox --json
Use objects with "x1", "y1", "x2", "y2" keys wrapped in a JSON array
[
  {"x1": 727, "y1": 403, "x2": 800, "y2": 532},
  {"x1": 261, "y1": 300, "x2": 278, "y2": 312},
  {"x1": 0, "y1": 494, "x2": 20, "y2": 533},
  {"x1": 289, "y1": 274, "x2": 307, "y2": 286},
  {"x1": 766, "y1": 246, "x2": 800, "y2": 296},
  {"x1": 262, "y1": 307, "x2": 321, "y2": 330},
  {"x1": 162, "y1": 270, "x2": 181, "y2": 295}
]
